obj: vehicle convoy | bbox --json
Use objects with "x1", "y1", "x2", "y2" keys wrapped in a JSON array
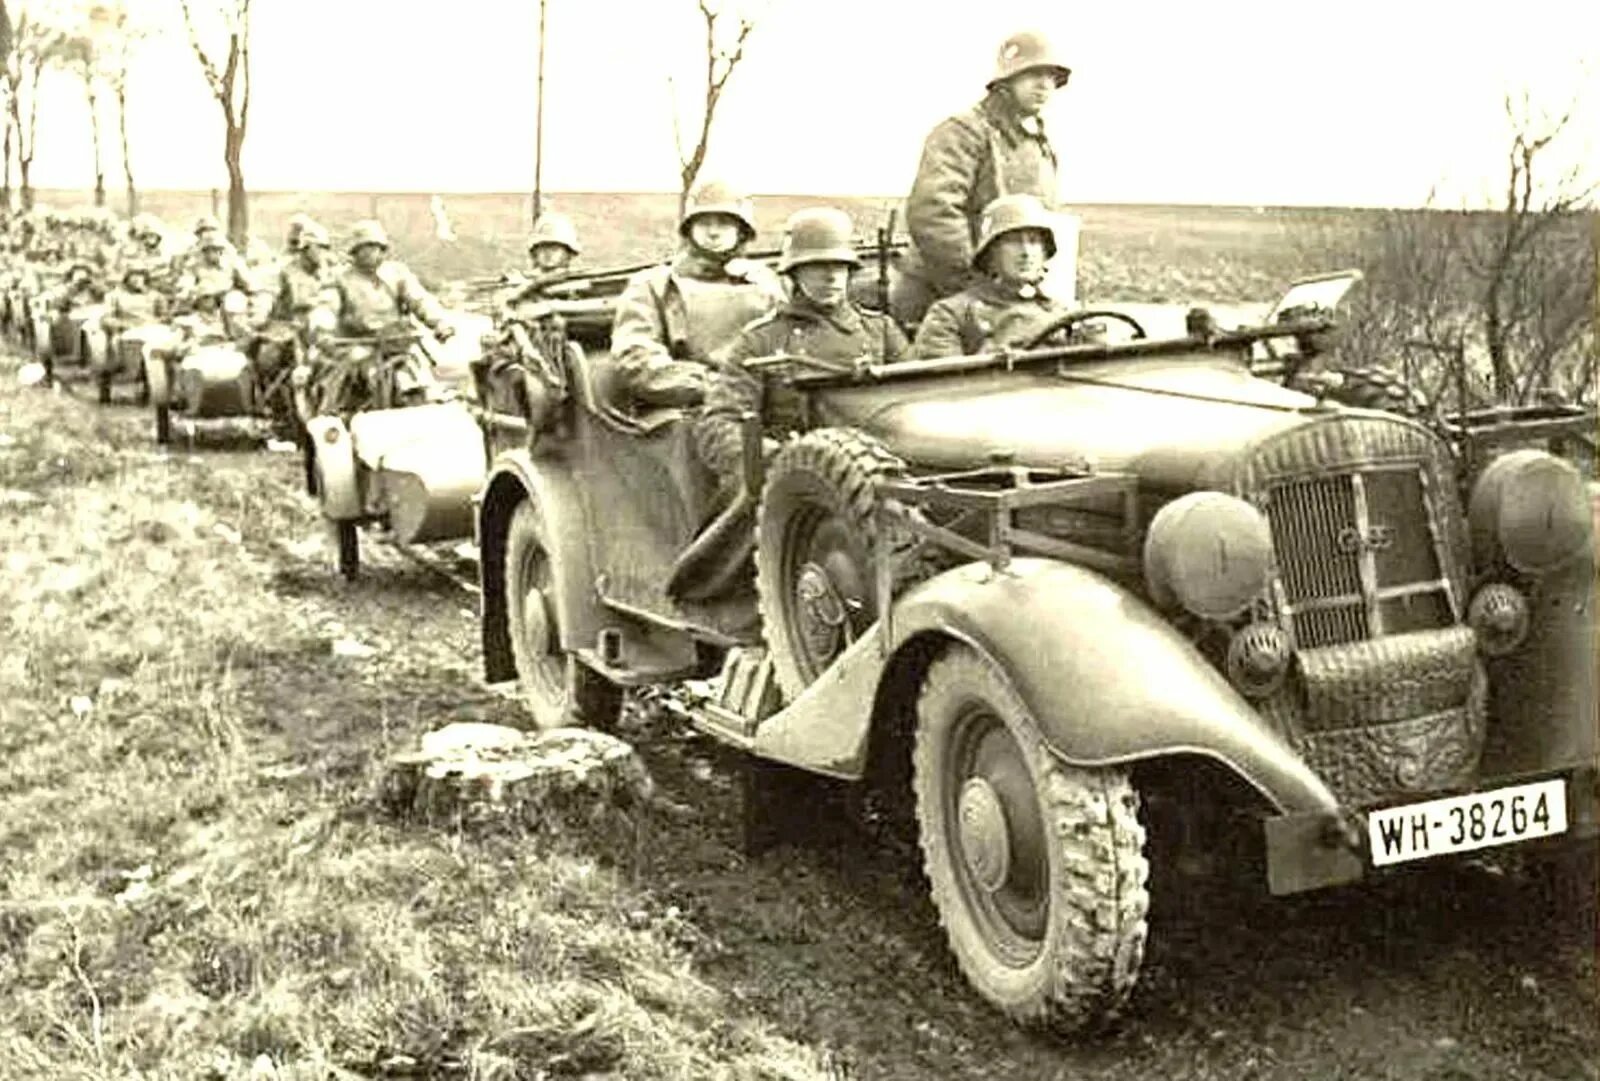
[
  {"x1": 472, "y1": 268, "x2": 1596, "y2": 1035},
  {"x1": 298, "y1": 317, "x2": 490, "y2": 578}
]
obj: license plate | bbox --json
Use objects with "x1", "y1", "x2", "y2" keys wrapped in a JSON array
[{"x1": 1367, "y1": 778, "x2": 1568, "y2": 866}]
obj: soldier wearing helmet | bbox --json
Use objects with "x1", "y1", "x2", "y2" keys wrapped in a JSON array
[
  {"x1": 499, "y1": 211, "x2": 583, "y2": 311},
  {"x1": 176, "y1": 230, "x2": 255, "y2": 312},
  {"x1": 267, "y1": 220, "x2": 338, "y2": 325},
  {"x1": 910, "y1": 193, "x2": 1075, "y2": 358},
  {"x1": 607, "y1": 178, "x2": 784, "y2": 410},
  {"x1": 102, "y1": 260, "x2": 167, "y2": 337},
  {"x1": 694, "y1": 207, "x2": 908, "y2": 493},
  {"x1": 284, "y1": 212, "x2": 317, "y2": 255},
  {"x1": 320, "y1": 219, "x2": 454, "y2": 341},
  {"x1": 890, "y1": 28, "x2": 1069, "y2": 326}
]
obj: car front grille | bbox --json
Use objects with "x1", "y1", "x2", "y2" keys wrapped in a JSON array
[{"x1": 1232, "y1": 417, "x2": 1467, "y2": 649}]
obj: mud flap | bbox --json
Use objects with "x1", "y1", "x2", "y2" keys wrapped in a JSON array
[{"x1": 306, "y1": 415, "x2": 362, "y2": 520}]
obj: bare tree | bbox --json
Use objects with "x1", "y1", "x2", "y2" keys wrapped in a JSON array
[
  {"x1": 1329, "y1": 85, "x2": 1597, "y2": 409},
  {"x1": 56, "y1": 26, "x2": 104, "y2": 205},
  {"x1": 668, "y1": 0, "x2": 757, "y2": 216},
  {"x1": 1, "y1": 1, "x2": 63, "y2": 212},
  {"x1": 178, "y1": 0, "x2": 251, "y2": 246},
  {"x1": 71, "y1": 1, "x2": 141, "y2": 213}
]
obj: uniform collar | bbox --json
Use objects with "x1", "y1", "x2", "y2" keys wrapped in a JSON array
[
  {"x1": 978, "y1": 90, "x2": 1049, "y2": 144},
  {"x1": 972, "y1": 275, "x2": 1049, "y2": 305},
  {"x1": 782, "y1": 291, "x2": 863, "y2": 334},
  {"x1": 671, "y1": 247, "x2": 744, "y2": 282}
]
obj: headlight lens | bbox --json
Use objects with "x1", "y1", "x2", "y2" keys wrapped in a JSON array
[
  {"x1": 1144, "y1": 491, "x2": 1274, "y2": 620},
  {"x1": 1468, "y1": 450, "x2": 1591, "y2": 574}
]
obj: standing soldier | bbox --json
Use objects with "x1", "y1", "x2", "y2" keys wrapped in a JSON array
[
  {"x1": 910, "y1": 194, "x2": 1074, "y2": 358},
  {"x1": 607, "y1": 179, "x2": 784, "y2": 413},
  {"x1": 695, "y1": 207, "x2": 907, "y2": 496},
  {"x1": 889, "y1": 28, "x2": 1070, "y2": 326}
]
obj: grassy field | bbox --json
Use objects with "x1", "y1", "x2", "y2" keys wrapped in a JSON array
[{"x1": 34, "y1": 189, "x2": 1366, "y2": 303}]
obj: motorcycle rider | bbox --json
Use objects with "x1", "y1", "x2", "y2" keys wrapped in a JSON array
[
  {"x1": 310, "y1": 219, "x2": 456, "y2": 410},
  {"x1": 910, "y1": 194, "x2": 1073, "y2": 358},
  {"x1": 607, "y1": 178, "x2": 784, "y2": 413},
  {"x1": 890, "y1": 28, "x2": 1069, "y2": 326},
  {"x1": 101, "y1": 261, "x2": 167, "y2": 338},
  {"x1": 175, "y1": 231, "x2": 256, "y2": 312},
  {"x1": 255, "y1": 221, "x2": 339, "y2": 410},
  {"x1": 695, "y1": 207, "x2": 908, "y2": 496}
]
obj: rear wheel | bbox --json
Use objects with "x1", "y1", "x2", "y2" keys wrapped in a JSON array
[
  {"x1": 504, "y1": 499, "x2": 621, "y2": 730},
  {"x1": 914, "y1": 644, "x2": 1150, "y2": 1034}
]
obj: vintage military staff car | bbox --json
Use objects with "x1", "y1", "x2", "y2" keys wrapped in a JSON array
[{"x1": 471, "y1": 271, "x2": 1596, "y2": 1035}]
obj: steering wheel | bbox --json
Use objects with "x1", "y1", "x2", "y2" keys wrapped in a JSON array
[{"x1": 1020, "y1": 309, "x2": 1148, "y2": 350}]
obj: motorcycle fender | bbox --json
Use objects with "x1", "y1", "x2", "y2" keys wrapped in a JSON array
[
  {"x1": 83, "y1": 327, "x2": 109, "y2": 373},
  {"x1": 306, "y1": 415, "x2": 362, "y2": 520},
  {"x1": 142, "y1": 349, "x2": 171, "y2": 405},
  {"x1": 477, "y1": 451, "x2": 605, "y2": 684},
  {"x1": 756, "y1": 557, "x2": 1341, "y2": 816}
]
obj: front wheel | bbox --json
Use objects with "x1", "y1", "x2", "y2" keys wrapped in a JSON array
[
  {"x1": 504, "y1": 499, "x2": 621, "y2": 731},
  {"x1": 913, "y1": 644, "x2": 1150, "y2": 1034},
  {"x1": 154, "y1": 403, "x2": 172, "y2": 445},
  {"x1": 333, "y1": 519, "x2": 359, "y2": 579}
]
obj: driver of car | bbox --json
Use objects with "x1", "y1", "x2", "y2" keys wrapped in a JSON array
[
  {"x1": 909, "y1": 193, "x2": 1070, "y2": 358},
  {"x1": 607, "y1": 178, "x2": 784, "y2": 412}
]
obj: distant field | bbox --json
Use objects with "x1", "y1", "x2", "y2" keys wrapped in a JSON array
[{"x1": 33, "y1": 189, "x2": 1374, "y2": 305}]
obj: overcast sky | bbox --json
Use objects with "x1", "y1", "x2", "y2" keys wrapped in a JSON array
[{"x1": 20, "y1": 0, "x2": 1599, "y2": 207}]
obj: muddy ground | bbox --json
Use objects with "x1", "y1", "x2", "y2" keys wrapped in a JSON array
[{"x1": 2, "y1": 361, "x2": 1595, "y2": 1081}]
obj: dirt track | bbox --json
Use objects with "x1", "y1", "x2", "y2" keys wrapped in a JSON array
[{"x1": 7, "y1": 369, "x2": 1598, "y2": 1081}]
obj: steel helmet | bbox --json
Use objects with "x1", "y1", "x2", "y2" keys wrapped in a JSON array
[
  {"x1": 193, "y1": 213, "x2": 223, "y2": 236},
  {"x1": 199, "y1": 231, "x2": 229, "y2": 252},
  {"x1": 528, "y1": 212, "x2": 582, "y2": 256},
  {"x1": 299, "y1": 221, "x2": 331, "y2": 248},
  {"x1": 972, "y1": 194, "x2": 1058, "y2": 266},
  {"x1": 285, "y1": 213, "x2": 316, "y2": 250},
  {"x1": 986, "y1": 29, "x2": 1072, "y2": 89},
  {"x1": 680, "y1": 179, "x2": 756, "y2": 243},
  {"x1": 121, "y1": 261, "x2": 152, "y2": 283},
  {"x1": 348, "y1": 219, "x2": 390, "y2": 253},
  {"x1": 777, "y1": 208, "x2": 861, "y2": 273}
]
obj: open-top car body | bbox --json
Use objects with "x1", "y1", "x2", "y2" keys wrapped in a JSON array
[{"x1": 472, "y1": 271, "x2": 1596, "y2": 1036}]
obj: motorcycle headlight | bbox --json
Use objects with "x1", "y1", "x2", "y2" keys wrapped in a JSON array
[
  {"x1": 1468, "y1": 450, "x2": 1591, "y2": 574},
  {"x1": 1144, "y1": 491, "x2": 1275, "y2": 620}
]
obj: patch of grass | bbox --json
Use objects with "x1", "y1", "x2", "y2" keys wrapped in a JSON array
[{"x1": 0, "y1": 359, "x2": 844, "y2": 1080}]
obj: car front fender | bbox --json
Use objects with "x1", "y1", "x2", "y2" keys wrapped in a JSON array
[
  {"x1": 477, "y1": 450, "x2": 603, "y2": 684},
  {"x1": 754, "y1": 557, "x2": 1340, "y2": 816}
]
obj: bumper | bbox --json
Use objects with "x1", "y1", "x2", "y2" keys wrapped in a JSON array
[{"x1": 1263, "y1": 761, "x2": 1600, "y2": 895}]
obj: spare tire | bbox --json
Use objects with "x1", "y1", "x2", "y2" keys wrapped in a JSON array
[{"x1": 755, "y1": 429, "x2": 910, "y2": 702}]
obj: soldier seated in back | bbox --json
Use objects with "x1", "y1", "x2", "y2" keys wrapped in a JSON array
[
  {"x1": 910, "y1": 193, "x2": 1071, "y2": 358},
  {"x1": 606, "y1": 179, "x2": 784, "y2": 414},
  {"x1": 694, "y1": 207, "x2": 907, "y2": 500},
  {"x1": 499, "y1": 212, "x2": 583, "y2": 313}
]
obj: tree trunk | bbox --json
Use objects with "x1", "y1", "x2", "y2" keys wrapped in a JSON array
[
  {"x1": 224, "y1": 124, "x2": 247, "y2": 249},
  {"x1": 19, "y1": 156, "x2": 32, "y2": 211},
  {"x1": 118, "y1": 86, "x2": 136, "y2": 215},
  {"x1": 88, "y1": 90, "x2": 105, "y2": 208},
  {"x1": 2, "y1": 114, "x2": 12, "y2": 213}
]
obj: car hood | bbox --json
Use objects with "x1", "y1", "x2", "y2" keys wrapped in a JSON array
[{"x1": 813, "y1": 355, "x2": 1334, "y2": 492}]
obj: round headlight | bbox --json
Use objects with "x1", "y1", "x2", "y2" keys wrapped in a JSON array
[
  {"x1": 1144, "y1": 491, "x2": 1275, "y2": 620},
  {"x1": 1468, "y1": 450, "x2": 1591, "y2": 574},
  {"x1": 1467, "y1": 582, "x2": 1530, "y2": 657}
]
